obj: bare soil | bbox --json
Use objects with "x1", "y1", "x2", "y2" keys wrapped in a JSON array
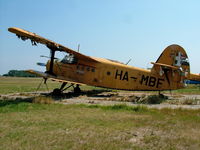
[{"x1": 1, "y1": 90, "x2": 200, "y2": 109}]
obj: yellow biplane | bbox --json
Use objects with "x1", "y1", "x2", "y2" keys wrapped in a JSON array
[{"x1": 8, "y1": 27, "x2": 200, "y2": 95}]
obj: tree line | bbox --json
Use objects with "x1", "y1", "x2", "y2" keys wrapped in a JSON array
[{"x1": 3, "y1": 70, "x2": 37, "y2": 77}]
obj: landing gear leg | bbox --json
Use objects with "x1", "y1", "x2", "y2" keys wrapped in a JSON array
[
  {"x1": 158, "y1": 90, "x2": 166, "y2": 99},
  {"x1": 52, "y1": 88, "x2": 62, "y2": 96},
  {"x1": 158, "y1": 91, "x2": 163, "y2": 98}
]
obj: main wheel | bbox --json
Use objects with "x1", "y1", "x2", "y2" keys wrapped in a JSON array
[
  {"x1": 52, "y1": 88, "x2": 62, "y2": 96},
  {"x1": 74, "y1": 85, "x2": 81, "y2": 93}
]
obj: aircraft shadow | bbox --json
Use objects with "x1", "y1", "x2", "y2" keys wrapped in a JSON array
[
  {"x1": 41, "y1": 89, "x2": 113, "y2": 100},
  {"x1": 0, "y1": 89, "x2": 114, "y2": 107}
]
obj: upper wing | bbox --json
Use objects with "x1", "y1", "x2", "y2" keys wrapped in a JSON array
[{"x1": 8, "y1": 27, "x2": 98, "y2": 63}]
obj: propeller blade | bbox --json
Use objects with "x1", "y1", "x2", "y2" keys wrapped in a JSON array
[
  {"x1": 37, "y1": 62, "x2": 46, "y2": 67},
  {"x1": 40, "y1": 55, "x2": 58, "y2": 60}
]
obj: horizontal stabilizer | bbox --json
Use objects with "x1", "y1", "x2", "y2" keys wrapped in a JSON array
[{"x1": 151, "y1": 62, "x2": 179, "y2": 70}]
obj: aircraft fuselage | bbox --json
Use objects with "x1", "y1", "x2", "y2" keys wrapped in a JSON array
[{"x1": 47, "y1": 58, "x2": 184, "y2": 91}]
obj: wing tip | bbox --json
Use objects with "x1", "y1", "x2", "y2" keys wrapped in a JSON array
[{"x1": 8, "y1": 27, "x2": 19, "y2": 33}]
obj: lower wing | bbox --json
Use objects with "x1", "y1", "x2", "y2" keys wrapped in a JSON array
[{"x1": 26, "y1": 70, "x2": 85, "y2": 85}]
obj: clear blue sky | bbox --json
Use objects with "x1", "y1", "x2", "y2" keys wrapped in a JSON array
[{"x1": 0, "y1": 0, "x2": 200, "y2": 75}]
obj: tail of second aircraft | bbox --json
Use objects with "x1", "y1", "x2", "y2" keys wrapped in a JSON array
[{"x1": 187, "y1": 73, "x2": 200, "y2": 84}]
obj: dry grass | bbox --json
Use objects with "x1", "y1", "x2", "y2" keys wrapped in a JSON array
[
  {"x1": 33, "y1": 96, "x2": 54, "y2": 104},
  {"x1": 0, "y1": 77, "x2": 200, "y2": 149},
  {"x1": 165, "y1": 98, "x2": 200, "y2": 105},
  {"x1": 0, "y1": 100, "x2": 200, "y2": 150}
]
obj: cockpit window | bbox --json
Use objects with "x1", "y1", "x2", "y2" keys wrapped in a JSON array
[{"x1": 61, "y1": 54, "x2": 78, "y2": 64}]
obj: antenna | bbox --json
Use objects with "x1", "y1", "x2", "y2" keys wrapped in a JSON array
[
  {"x1": 126, "y1": 59, "x2": 132, "y2": 65},
  {"x1": 78, "y1": 44, "x2": 80, "y2": 52}
]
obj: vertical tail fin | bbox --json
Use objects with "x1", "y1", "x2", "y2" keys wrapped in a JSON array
[
  {"x1": 152, "y1": 45, "x2": 190, "y2": 89},
  {"x1": 153, "y1": 44, "x2": 190, "y2": 73}
]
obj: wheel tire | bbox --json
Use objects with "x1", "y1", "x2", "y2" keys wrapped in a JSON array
[
  {"x1": 52, "y1": 88, "x2": 62, "y2": 96},
  {"x1": 74, "y1": 86, "x2": 81, "y2": 93}
]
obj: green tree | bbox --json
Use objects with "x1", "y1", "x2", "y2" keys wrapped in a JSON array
[{"x1": 3, "y1": 70, "x2": 37, "y2": 77}]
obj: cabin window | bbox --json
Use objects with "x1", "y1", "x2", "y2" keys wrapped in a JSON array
[
  {"x1": 107, "y1": 71, "x2": 111, "y2": 76},
  {"x1": 61, "y1": 54, "x2": 78, "y2": 64},
  {"x1": 87, "y1": 67, "x2": 90, "y2": 71}
]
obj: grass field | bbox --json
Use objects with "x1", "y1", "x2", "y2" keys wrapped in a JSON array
[
  {"x1": 174, "y1": 85, "x2": 200, "y2": 94},
  {"x1": 0, "y1": 77, "x2": 59, "y2": 94},
  {"x1": 0, "y1": 77, "x2": 200, "y2": 149},
  {"x1": 0, "y1": 100, "x2": 200, "y2": 150},
  {"x1": 0, "y1": 77, "x2": 103, "y2": 94}
]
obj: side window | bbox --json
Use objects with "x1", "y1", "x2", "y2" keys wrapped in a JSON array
[
  {"x1": 76, "y1": 64, "x2": 96, "y2": 73},
  {"x1": 87, "y1": 67, "x2": 90, "y2": 71}
]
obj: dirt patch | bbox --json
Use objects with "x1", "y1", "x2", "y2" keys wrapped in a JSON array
[{"x1": 1, "y1": 90, "x2": 200, "y2": 109}]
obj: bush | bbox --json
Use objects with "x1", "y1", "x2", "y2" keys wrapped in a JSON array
[
  {"x1": 136, "y1": 94, "x2": 168, "y2": 104},
  {"x1": 33, "y1": 96, "x2": 54, "y2": 104}
]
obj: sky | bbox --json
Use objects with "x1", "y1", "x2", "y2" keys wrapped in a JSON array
[{"x1": 0, "y1": 0, "x2": 200, "y2": 75}]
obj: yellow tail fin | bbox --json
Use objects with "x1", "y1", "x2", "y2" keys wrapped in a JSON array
[{"x1": 153, "y1": 44, "x2": 190, "y2": 73}]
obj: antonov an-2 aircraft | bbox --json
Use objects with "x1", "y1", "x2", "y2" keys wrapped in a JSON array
[{"x1": 8, "y1": 27, "x2": 200, "y2": 95}]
